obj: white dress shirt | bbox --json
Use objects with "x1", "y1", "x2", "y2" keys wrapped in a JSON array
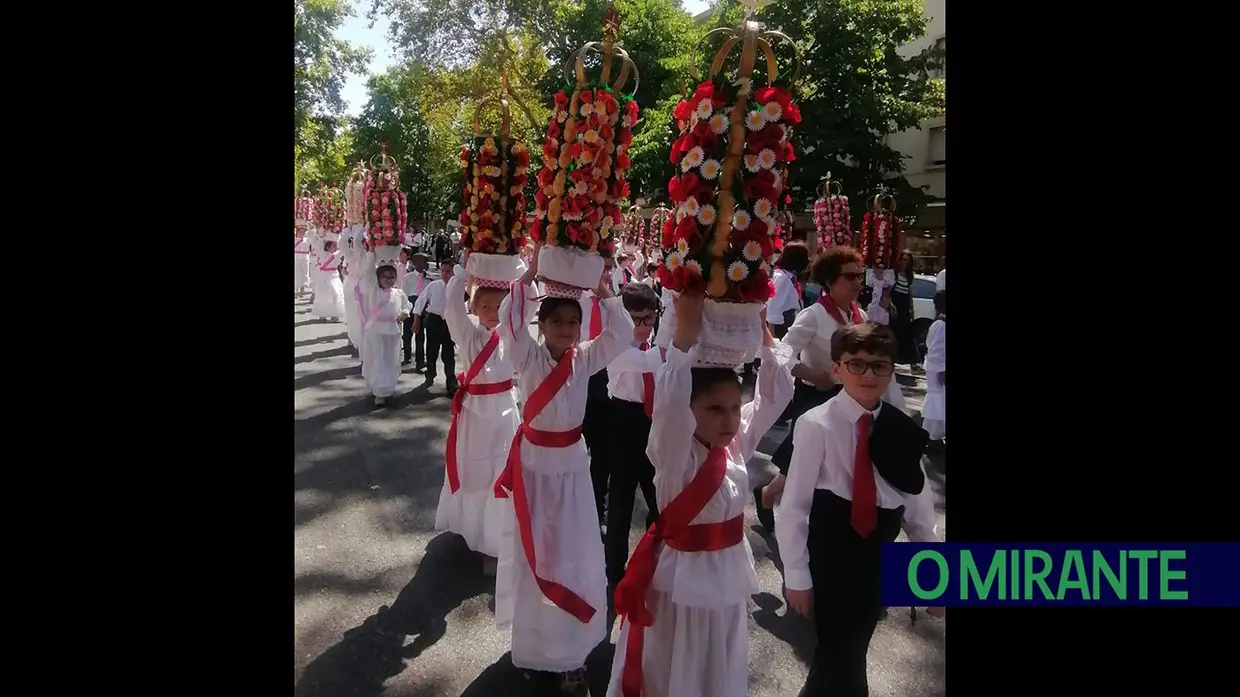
[
  {"x1": 782, "y1": 300, "x2": 905, "y2": 408},
  {"x1": 413, "y1": 278, "x2": 448, "y2": 316},
  {"x1": 935, "y1": 269, "x2": 947, "y2": 293},
  {"x1": 606, "y1": 342, "x2": 665, "y2": 403},
  {"x1": 404, "y1": 269, "x2": 430, "y2": 297},
  {"x1": 775, "y1": 390, "x2": 939, "y2": 591},
  {"x1": 578, "y1": 290, "x2": 611, "y2": 342},
  {"x1": 766, "y1": 268, "x2": 802, "y2": 325}
]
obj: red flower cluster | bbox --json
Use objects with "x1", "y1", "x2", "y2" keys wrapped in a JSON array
[
  {"x1": 657, "y1": 80, "x2": 801, "y2": 303},
  {"x1": 314, "y1": 186, "x2": 344, "y2": 234},
  {"x1": 363, "y1": 170, "x2": 407, "y2": 248},
  {"x1": 295, "y1": 195, "x2": 315, "y2": 227},
  {"x1": 458, "y1": 136, "x2": 530, "y2": 255},
  {"x1": 531, "y1": 86, "x2": 639, "y2": 257},
  {"x1": 860, "y1": 209, "x2": 903, "y2": 270},
  {"x1": 623, "y1": 209, "x2": 646, "y2": 246},
  {"x1": 814, "y1": 194, "x2": 852, "y2": 249}
]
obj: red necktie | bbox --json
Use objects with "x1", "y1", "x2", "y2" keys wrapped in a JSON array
[
  {"x1": 589, "y1": 296, "x2": 602, "y2": 340},
  {"x1": 639, "y1": 342, "x2": 654, "y2": 418},
  {"x1": 850, "y1": 412, "x2": 878, "y2": 537}
]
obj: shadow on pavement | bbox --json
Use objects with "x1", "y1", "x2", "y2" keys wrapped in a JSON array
[
  {"x1": 294, "y1": 533, "x2": 493, "y2": 697},
  {"x1": 458, "y1": 641, "x2": 615, "y2": 697},
  {"x1": 751, "y1": 591, "x2": 815, "y2": 666},
  {"x1": 296, "y1": 332, "x2": 348, "y2": 348},
  {"x1": 295, "y1": 344, "x2": 356, "y2": 365}
]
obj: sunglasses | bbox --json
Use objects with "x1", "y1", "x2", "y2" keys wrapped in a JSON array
[{"x1": 838, "y1": 358, "x2": 894, "y2": 377}]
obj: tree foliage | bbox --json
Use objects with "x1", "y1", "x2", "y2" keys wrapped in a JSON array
[{"x1": 295, "y1": 0, "x2": 371, "y2": 190}]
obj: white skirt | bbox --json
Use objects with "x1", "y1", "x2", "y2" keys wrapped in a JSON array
[
  {"x1": 361, "y1": 331, "x2": 401, "y2": 397},
  {"x1": 922, "y1": 383, "x2": 945, "y2": 439},
  {"x1": 343, "y1": 275, "x2": 364, "y2": 348},
  {"x1": 606, "y1": 589, "x2": 748, "y2": 697},
  {"x1": 435, "y1": 403, "x2": 519, "y2": 558},
  {"x1": 295, "y1": 256, "x2": 310, "y2": 291},
  {"x1": 500, "y1": 460, "x2": 607, "y2": 673},
  {"x1": 312, "y1": 273, "x2": 346, "y2": 318}
]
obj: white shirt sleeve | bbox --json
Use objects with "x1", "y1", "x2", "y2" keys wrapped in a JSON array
[{"x1": 775, "y1": 411, "x2": 827, "y2": 591}]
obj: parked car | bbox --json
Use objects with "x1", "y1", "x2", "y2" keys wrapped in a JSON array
[{"x1": 909, "y1": 273, "x2": 938, "y2": 362}]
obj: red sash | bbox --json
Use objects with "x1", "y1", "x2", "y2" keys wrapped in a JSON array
[
  {"x1": 640, "y1": 346, "x2": 667, "y2": 419},
  {"x1": 319, "y1": 252, "x2": 340, "y2": 272},
  {"x1": 614, "y1": 444, "x2": 742, "y2": 697},
  {"x1": 817, "y1": 293, "x2": 862, "y2": 326},
  {"x1": 445, "y1": 331, "x2": 508, "y2": 492},
  {"x1": 493, "y1": 347, "x2": 595, "y2": 623}
]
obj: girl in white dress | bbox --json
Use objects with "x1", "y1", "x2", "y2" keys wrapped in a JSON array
[
  {"x1": 435, "y1": 251, "x2": 519, "y2": 574},
  {"x1": 294, "y1": 231, "x2": 311, "y2": 295},
  {"x1": 921, "y1": 290, "x2": 946, "y2": 441},
  {"x1": 607, "y1": 291, "x2": 795, "y2": 697},
  {"x1": 494, "y1": 246, "x2": 634, "y2": 694},
  {"x1": 359, "y1": 247, "x2": 411, "y2": 405},
  {"x1": 311, "y1": 238, "x2": 346, "y2": 321}
]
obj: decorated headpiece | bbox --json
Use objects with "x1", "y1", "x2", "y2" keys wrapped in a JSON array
[
  {"x1": 659, "y1": 5, "x2": 800, "y2": 304},
  {"x1": 532, "y1": 7, "x2": 641, "y2": 295},
  {"x1": 345, "y1": 161, "x2": 367, "y2": 230},
  {"x1": 364, "y1": 143, "x2": 408, "y2": 248},
  {"x1": 315, "y1": 182, "x2": 345, "y2": 241},
  {"x1": 860, "y1": 191, "x2": 903, "y2": 272},
  {"x1": 459, "y1": 90, "x2": 529, "y2": 289},
  {"x1": 374, "y1": 244, "x2": 401, "y2": 270},
  {"x1": 660, "y1": 1, "x2": 800, "y2": 365},
  {"x1": 813, "y1": 175, "x2": 851, "y2": 250},
  {"x1": 295, "y1": 187, "x2": 315, "y2": 229}
]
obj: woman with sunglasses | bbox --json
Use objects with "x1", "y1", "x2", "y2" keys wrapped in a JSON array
[{"x1": 753, "y1": 246, "x2": 908, "y2": 534}]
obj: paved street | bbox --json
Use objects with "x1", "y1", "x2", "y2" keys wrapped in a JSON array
[{"x1": 294, "y1": 287, "x2": 946, "y2": 697}]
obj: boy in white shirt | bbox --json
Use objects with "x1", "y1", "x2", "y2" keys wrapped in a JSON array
[
  {"x1": 411, "y1": 260, "x2": 458, "y2": 392},
  {"x1": 776, "y1": 322, "x2": 940, "y2": 697},
  {"x1": 603, "y1": 282, "x2": 664, "y2": 588}
]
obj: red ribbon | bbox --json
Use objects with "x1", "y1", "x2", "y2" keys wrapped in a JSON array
[
  {"x1": 818, "y1": 293, "x2": 862, "y2": 326},
  {"x1": 445, "y1": 331, "x2": 505, "y2": 493},
  {"x1": 493, "y1": 346, "x2": 596, "y2": 623},
  {"x1": 640, "y1": 347, "x2": 667, "y2": 419},
  {"x1": 613, "y1": 444, "x2": 742, "y2": 697}
]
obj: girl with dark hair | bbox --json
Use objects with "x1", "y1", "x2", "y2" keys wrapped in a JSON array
[
  {"x1": 493, "y1": 243, "x2": 635, "y2": 695},
  {"x1": 608, "y1": 290, "x2": 795, "y2": 697},
  {"x1": 766, "y1": 241, "x2": 811, "y2": 339}
]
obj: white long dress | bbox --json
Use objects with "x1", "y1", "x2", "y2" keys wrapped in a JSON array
[
  {"x1": 495, "y1": 283, "x2": 635, "y2": 673},
  {"x1": 606, "y1": 341, "x2": 795, "y2": 697},
  {"x1": 294, "y1": 236, "x2": 311, "y2": 292},
  {"x1": 921, "y1": 318, "x2": 946, "y2": 440},
  {"x1": 434, "y1": 270, "x2": 519, "y2": 562},
  {"x1": 343, "y1": 226, "x2": 366, "y2": 349},
  {"x1": 360, "y1": 260, "x2": 411, "y2": 398},
  {"x1": 311, "y1": 248, "x2": 346, "y2": 319}
]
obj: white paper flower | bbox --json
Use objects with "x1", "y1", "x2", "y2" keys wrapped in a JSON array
[
  {"x1": 761, "y1": 101, "x2": 782, "y2": 123},
  {"x1": 742, "y1": 240, "x2": 764, "y2": 261},
  {"x1": 694, "y1": 99, "x2": 713, "y2": 120},
  {"x1": 745, "y1": 110, "x2": 765, "y2": 131},
  {"x1": 744, "y1": 153, "x2": 761, "y2": 173},
  {"x1": 727, "y1": 261, "x2": 750, "y2": 282},
  {"x1": 676, "y1": 237, "x2": 690, "y2": 254},
  {"x1": 732, "y1": 210, "x2": 751, "y2": 231},
  {"x1": 754, "y1": 198, "x2": 774, "y2": 219},
  {"x1": 683, "y1": 197, "x2": 700, "y2": 216},
  {"x1": 581, "y1": 102, "x2": 595, "y2": 116},
  {"x1": 575, "y1": 180, "x2": 589, "y2": 195},
  {"x1": 684, "y1": 258, "x2": 703, "y2": 275},
  {"x1": 665, "y1": 251, "x2": 683, "y2": 270},
  {"x1": 700, "y1": 159, "x2": 721, "y2": 180},
  {"x1": 758, "y1": 149, "x2": 777, "y2": 170},
  {"x1": 685, "y1": 146, "x2": 705, "y2": 169},
  {"x1": 680, "y1": 155, "x2": 694, "y2": 173},
  {"x1": 697, "y1": 204, "x2": 717, "y2": 226},
  {"x1": 584, "y1": 129, "x2": 600, "y2": 144},
  {"x1": 709, "y1": 113, "x2": 728, "y2": 134}
]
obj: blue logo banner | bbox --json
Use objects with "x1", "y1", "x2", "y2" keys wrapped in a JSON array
[{"x1": 880, "y1": 543, "x2": 1240, "y2": 607}]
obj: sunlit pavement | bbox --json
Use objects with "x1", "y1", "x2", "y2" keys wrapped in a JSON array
[{"x1": 294, "y1": 293, "x2": 945, "y2": 697}]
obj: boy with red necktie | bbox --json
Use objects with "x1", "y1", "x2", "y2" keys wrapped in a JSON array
[
  {"x1": 602, "y1": 282, "x2": 665, "y2": 589},
  {"x1": 776, "y1": 322, "x2": 940, "y2": 697}
]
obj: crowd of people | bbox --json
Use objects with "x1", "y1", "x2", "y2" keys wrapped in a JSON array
[{"x1": 295, "y1": 233, "x2": 947, "y2": 696}]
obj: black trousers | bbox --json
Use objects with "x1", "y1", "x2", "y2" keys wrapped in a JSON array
[
  {"x1": 422, "y1": 312, "x2": 456, "y2": 381},
  {"x1": 403, "y1": 294, "x2": 425, "y2": 365},
  {"x1": 582, "y1": 370, "x2": 612, "y2": 525},
  {"x1": 771, "y1": 382, "x2": 843, "y2": 474},
  {"x1": 799, "y1": 490, "x2": 904, "y2": 697},
  {"x1": 605, "y1": 398, "x2": 660, "y2": 585},
  {"x1": 890, "y1": 290, "x2": 916, "y2": 364}
]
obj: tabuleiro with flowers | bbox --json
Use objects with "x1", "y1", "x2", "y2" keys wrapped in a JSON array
[{"x1": 459, "y1": 95, "x2": 529, "y2": 289}]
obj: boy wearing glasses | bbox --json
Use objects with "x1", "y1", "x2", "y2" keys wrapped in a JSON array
[
  {"x1": 603, "y1": 282, "x2": 665, "y2": 589},
  {"x1": 776, "y1": 322, "x2": 940, "y2": 697}
]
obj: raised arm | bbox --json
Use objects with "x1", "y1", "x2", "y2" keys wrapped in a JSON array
[
  {"x1": 644, "y1": 295, "x2": 701, "y2": 474},
  {"x1": 580, "y1": 271, "x2": 636, "y2": 375},
  {"x1": 735, "y1": 326, "x2": 797, "y2": 463},
  {"x1": 443, "y1": 270, "x2": 476, "y2": 346},
  {"x1": 496, "y1": 280, "x2": 541, "y2": 374}
]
